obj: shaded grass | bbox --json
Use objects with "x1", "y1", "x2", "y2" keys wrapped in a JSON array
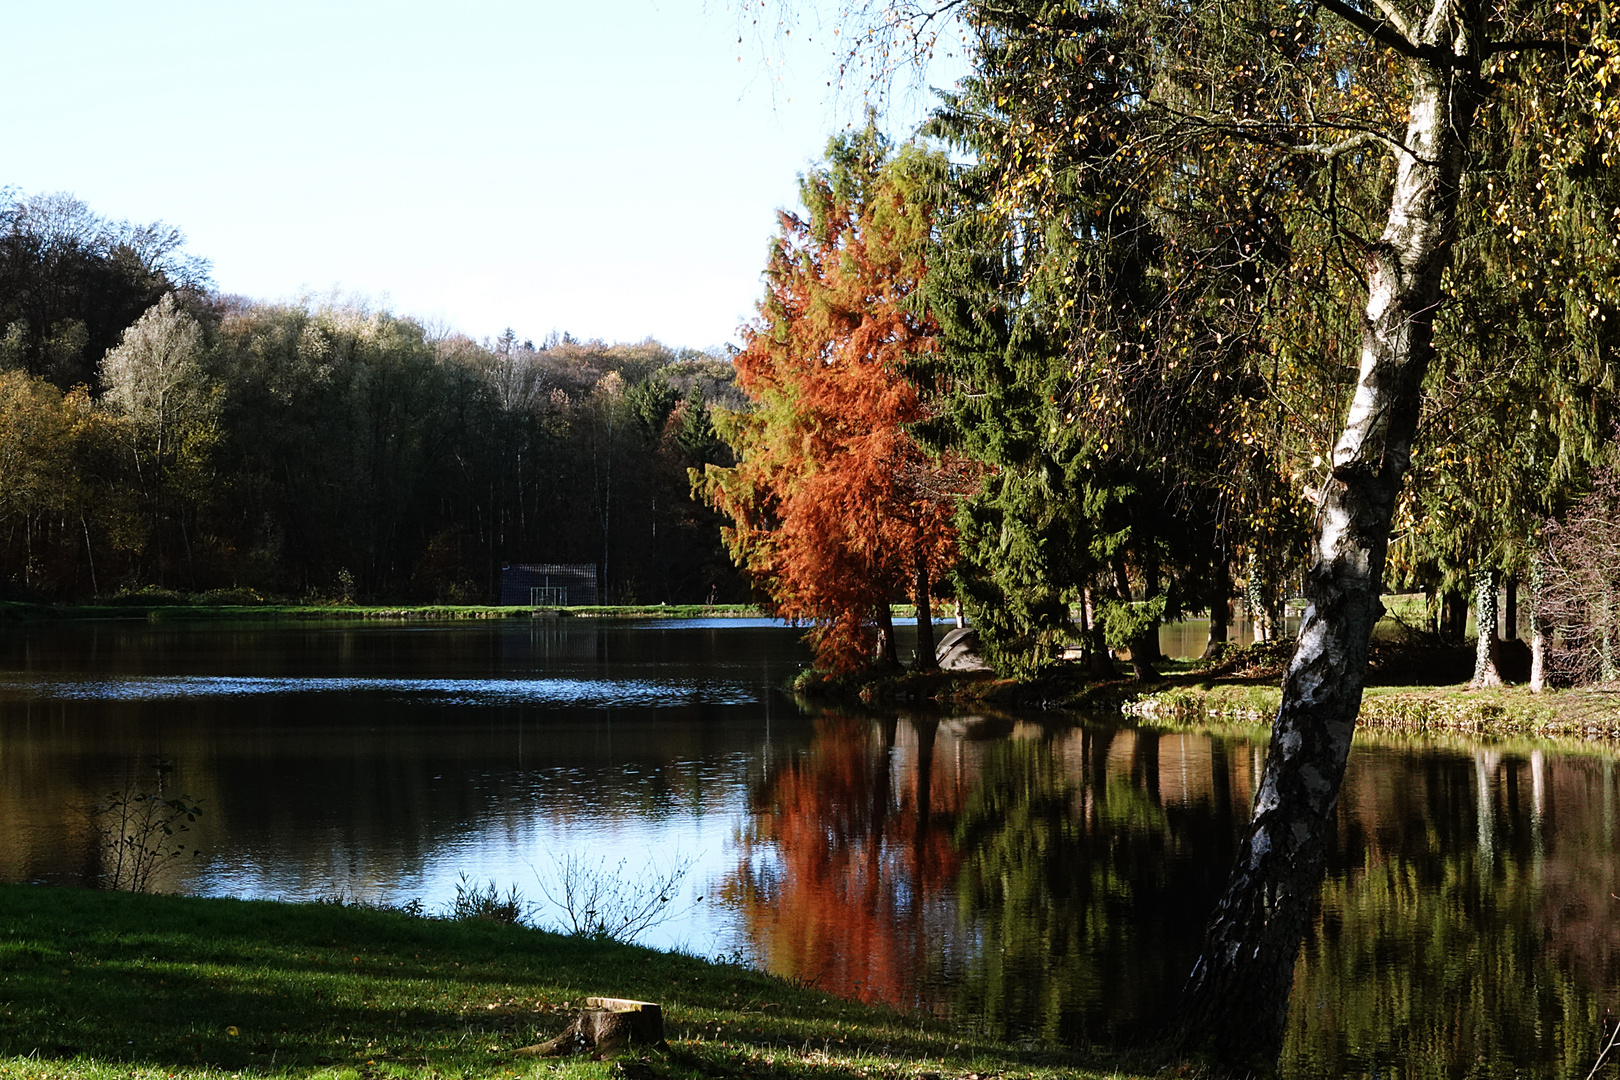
[{"x1": 0, "y1": 885, "x2": 1145, "y2": 1080}]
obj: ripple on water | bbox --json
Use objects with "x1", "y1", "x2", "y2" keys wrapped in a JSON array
[{"x1": 0, "y1": 675, "x2": 759, "y2": 708}]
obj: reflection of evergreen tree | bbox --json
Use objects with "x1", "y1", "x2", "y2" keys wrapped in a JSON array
[
  {"x1": 1288, "y1": 749, "x2": 1620, "y2": 1079},
  {"x1": 1289, "y1": 856, "x2": 1597, "y2": 1078},
  {"x1": 948, "y1": 731, "x2": 1243, "y2": 1047}
]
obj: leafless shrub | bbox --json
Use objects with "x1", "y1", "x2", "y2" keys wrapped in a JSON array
[
  {"x1": 534, "y1": 850, "x2": 696, "y2": 943},
  {"x1": 1540, "y1": 467, "x2": 1620, "y2": 686},
  {"x1": 93, "y1": 783, "x2": 203, "y2": 893}
]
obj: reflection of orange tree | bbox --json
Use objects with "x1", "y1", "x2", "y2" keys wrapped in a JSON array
[{"x1": 728, "y1": 714, "x2": 963, "y2": 1007}]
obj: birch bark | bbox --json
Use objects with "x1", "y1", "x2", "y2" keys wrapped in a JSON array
[{"x1": 1175, "y1": 8, "x2": 1485, "y2": 1063}]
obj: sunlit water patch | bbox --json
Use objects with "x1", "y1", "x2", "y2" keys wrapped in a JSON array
[{"x1": 0, "y1": 674, "x2": 759, "y2": 708}]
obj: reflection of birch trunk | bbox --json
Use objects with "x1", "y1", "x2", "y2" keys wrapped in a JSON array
[
  {"x1": 1529, "y1": 556, "x2": 1548, "y2": 693},
  {"x1": 1474, "y1": 751, "x2": 1498, "y2": 867},
  {"x1": 1529, "y1": 750, "x2": 1546, "y2": 870}
]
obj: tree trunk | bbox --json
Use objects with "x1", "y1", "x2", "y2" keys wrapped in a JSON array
[
  {"x1": 1440, "y1": 588, "x2": 1468, "y2": 645},
  {"x1": 1504, "y1": 574, "x2": 1518, "y2": 642},
  {"x1": 518, "y1": 998, "x2": 665, "y2": 1057},
  {"x1": 1470, "y1": 566, "x2": 1503, "y2": 688},
  {"x1": 1204, "y1": 561, "x2": 1232, "y2": 660},
  {"x1": 1529, "y1": 557, "x2": 1547, "y2": 693},
  {"x1": 1113, "y1": 560, "x2": 1159, "y2": 680},
  {"x1": 1245, "y1": 552, "x2": 1271, "y2": 641},
  {"x1": 912, "y1": 553, "x2": 938, "y2": 670},
  {"x1": 1176, "y1": 38, "x2": 1480, "y2": 1068},
  {"x1": 1140, "y1": 562, "x2": 1166, "y2": 665},
  {"x1": 874, "y1": 602, "x2": 899, "y2": 667}
]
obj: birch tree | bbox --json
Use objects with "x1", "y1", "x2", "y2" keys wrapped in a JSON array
[{"x1": 99, "y1": 293, "x2": 220, "y2": 586}]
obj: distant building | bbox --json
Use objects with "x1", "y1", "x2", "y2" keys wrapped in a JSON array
[{"x1": 499, "y1": 563, "x2": 599, "y2": 606}]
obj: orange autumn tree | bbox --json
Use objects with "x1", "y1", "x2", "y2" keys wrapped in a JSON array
[{"x1": 698, "y1": 127, "x2": 962, "y2": 672}]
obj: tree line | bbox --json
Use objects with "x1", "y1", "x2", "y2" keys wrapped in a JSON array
[{"x1": 0, "y1": 191, "x2": 745, "y2": 605}]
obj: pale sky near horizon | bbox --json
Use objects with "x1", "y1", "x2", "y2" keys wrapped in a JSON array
[{"x1": 5, "y1": 1, "x2": 968, "y2": 352}]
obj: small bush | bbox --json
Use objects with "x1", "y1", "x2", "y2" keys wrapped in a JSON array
[
  {"x1": 93, "y1": 782, "x2": 204, "y2": 893},
  {"x1": 444, "y1": 874, "x2": 528, "y2": 925},
  {"x1": 104, "y1": 586, "x2": 186, "y2": 607},
  {"x1": 190, "y1": 587, "x2": 266, "y2": 606}
]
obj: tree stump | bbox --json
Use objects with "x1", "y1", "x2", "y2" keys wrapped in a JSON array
[{"x1": 516, "y1": 997, "x2": 664, "y2": 1057}]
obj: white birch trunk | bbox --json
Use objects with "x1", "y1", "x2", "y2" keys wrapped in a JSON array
[{"x1": 1177, "y1": 18, "x2": 1484, "y2": 1065}]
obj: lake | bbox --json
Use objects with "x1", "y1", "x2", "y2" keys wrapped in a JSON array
[{"x1": 0, "y1": 617, "x2": 1614, "y2": 1079}]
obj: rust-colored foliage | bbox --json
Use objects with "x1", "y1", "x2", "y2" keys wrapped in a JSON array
[{"x1": 698, "y1": 132, "x2": 965, "y2": 671}]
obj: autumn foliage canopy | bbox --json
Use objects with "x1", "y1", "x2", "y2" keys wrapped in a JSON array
[{"x1": 697, "y1": 129, "x2": 965, "y2": 671}]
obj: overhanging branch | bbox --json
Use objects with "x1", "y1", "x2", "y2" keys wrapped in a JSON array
[
  {"x1": 1313, "y1": 0, "x2": 1427, "y2": 61},
  {"x1": 1313, "y1": 0, "x2": 1480, "y2": 75}
]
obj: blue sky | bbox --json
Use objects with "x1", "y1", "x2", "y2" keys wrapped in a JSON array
[{"x1": 6, "y1": 1, "x2": 967, "y2": 351}]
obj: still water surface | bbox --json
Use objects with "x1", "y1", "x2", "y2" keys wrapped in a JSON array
[{"x1": 1, "y1": 618, "x2": 1616, "y2": 1079}]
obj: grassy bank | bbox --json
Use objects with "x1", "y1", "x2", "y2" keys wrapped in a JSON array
[
  {"x1": 0, "y1": 885, "x2": 1144, "y2": 1080},
  {"x1": 1124, "y1": 680, "x2": 1620, "y2": 741},
  {"x1": 795, "y1": 634, "x2": 1620, "y2": 748},
  {"x1": 0, "y1": 601, "x2": 765, "y2": 625}
]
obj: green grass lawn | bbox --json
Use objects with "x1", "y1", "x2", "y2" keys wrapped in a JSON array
[{"x1": 0, "y1": 885, "x2": 1145, "y2": 1080}]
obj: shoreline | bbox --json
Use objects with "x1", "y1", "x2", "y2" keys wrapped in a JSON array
[
  {"x1": 793, "y1": 640, "x2": 1620, "y2": 748},
  {"x1": 0, "y1": 600, "x2": 769, "y2": 624}
]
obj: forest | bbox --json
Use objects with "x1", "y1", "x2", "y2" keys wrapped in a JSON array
[{"x1": 0, "y1": 191, "x2": 747, "y2": 607}]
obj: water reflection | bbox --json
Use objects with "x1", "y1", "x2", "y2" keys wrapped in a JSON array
[
  {"x1": 0, "y1": 619, "x2": 818, "y2": 943},
  {"x1": 734, "y1": 714, "x2": 1255, "y2": 1044},
  {"x1": 735, "y1": 712, "x2": 1620, "y2": 1077},
  {"x1": 0, "y1": 674, "x2": 759, "y2": 706},
  {"x1": 1, "y1": 620, "x2": 1617, "y2": 1079},
  {"x1": 1287, "y1": 745, "x2": 1620, "y2": 1079}
]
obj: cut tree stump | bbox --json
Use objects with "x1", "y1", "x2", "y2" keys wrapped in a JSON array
[{"x1": 516, "y1": 997, "x2": 665, "y2": 1057}]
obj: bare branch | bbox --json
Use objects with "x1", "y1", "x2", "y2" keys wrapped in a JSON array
[
  {"x1": 1146, "y1": 100, "x2": 1409, "y2": 160},
  {"x1": 1288, "y1": 128, "x2": 1404, "y2": 159}
]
